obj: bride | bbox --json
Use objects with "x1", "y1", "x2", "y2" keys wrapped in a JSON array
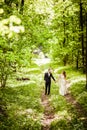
[{"x1": 58, "y1": 71, "x2": 70, "y2": 96}]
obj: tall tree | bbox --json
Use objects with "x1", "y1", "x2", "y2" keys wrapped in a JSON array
[
  {"x1": 80, "y1": 0, "x2": 85, "y2": 71},
  {"x1": 86, "y1": 12, "x2": 87, "y2": 89}
]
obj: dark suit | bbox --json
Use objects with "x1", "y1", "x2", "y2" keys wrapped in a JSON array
[{"x1": 44, "y1": 72, "x2": 55, "y2": 95}]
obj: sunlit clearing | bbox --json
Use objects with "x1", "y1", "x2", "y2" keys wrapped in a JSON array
[{"x1": 33, "y1": 57, "x2": 51, "y2": 66}]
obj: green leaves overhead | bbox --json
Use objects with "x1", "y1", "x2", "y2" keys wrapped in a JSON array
[
  {"x1": 0, "y1": 0, "x2": 87, "y2": 87},
  {"x1": 0, "y1": 14, "x2": 24, "y2": 38}
]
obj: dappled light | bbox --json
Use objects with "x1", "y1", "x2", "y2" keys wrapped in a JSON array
[
  {"x1": 0, "y1": 0, "x2": 87, "y2": 130},
  {"x1": 10, "y1": 15, "x2": 21, "y2": 24},
  {"x1": 0, "y1": 15, "x2": 24, "y2": 38}
]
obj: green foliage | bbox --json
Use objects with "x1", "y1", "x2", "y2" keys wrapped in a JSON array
[
  {"x1": 0, "y1": 0, "x2": 87, "y2": 71},
  {"x1": 0, "y1": 67, "x2": 43, "y2": 130},
  {"x1": 70, "y1": 81, "x2": 87, "y2": 111},
  {"x1": 0, "y1": 1, "x2": 87, "y2": 130},
  {"x1": 0, "y1": 9, "x2": 25, "y2": 87},
  {"x1": 50, "y1": 117, "x2": 85, "y2": 130},
  {"x1": 49, "y1": 0, "x2": 87, "y2": 69}
]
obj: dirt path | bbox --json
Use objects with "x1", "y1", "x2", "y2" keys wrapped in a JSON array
[
  {"x1": 41, "y1": 92, "x2": 55, "y2": 130},
  {"x1": 65, "y1": 93, "x2": 87, "y2": 127},
  {"x1": 41, "y1": 91, "x2": 87, "y2": 129}
]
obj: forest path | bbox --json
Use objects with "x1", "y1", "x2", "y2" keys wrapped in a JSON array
[
  {"x1": 65, "y1": 93, "x2": 87, "y2": 127},
  {"x1": 41, "y1": 92, "x2": 55, "y2": 130},
  {"x1": 35, "y1": 57, "x2": 87, "y2": 128},
  {"x1": 41, "y1": 91, "x2": 87, "y2": 130}
]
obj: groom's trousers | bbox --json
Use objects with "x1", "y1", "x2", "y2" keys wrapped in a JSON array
[{"x1": 45, "y1": 82, "x2": 51, "y2": 95}]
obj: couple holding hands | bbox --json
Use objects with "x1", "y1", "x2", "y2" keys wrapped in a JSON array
[{"x1": 44, "y1": 68, "x2": 70, "y2": 96}]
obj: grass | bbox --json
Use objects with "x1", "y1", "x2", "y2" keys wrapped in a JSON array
[
  {"x1": 47, "y1": 63, "x2": 87, "y2": 130},
  {"x1": 49, "y1": 84, "x2": 87, "y2": 130},
  {"x1": 0, "y1": 66, "x2": 43, "y2": 130},
  {"x1": 0, "y1": 61, "x2": 87, "y2": 130},
  {"x1": 70, "y1": 81, "x2": 87, "y2": 111}
]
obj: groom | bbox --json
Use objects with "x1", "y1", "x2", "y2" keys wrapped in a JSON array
[{"x1": 44, "y1": 68, "x2": 56, "y2": 95}]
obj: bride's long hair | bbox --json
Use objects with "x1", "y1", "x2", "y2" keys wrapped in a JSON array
[{"x1": 62, "y1": 71, "x2": 66, "y2": 78}]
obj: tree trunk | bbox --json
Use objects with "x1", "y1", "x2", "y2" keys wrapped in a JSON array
[
  {"x1": 63, "y1": 0, "x2": 67, "y2": 66},
  {"x1": 86, "y1": 12, "x2": 87, "y2": 89},
  {"x1": 76, "y1": 51, "x2": 79, "y2": 70},
  {"x1": 80, "y1": 1, "x2": 85, "y2": 71},
  {"x1": 63, "y1": 0, "x2": 66, "y2": 46}
]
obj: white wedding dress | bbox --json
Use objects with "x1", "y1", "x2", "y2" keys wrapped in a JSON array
[{"x1": 58, "y1": 74, "x2": 68, "y2": 96}]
